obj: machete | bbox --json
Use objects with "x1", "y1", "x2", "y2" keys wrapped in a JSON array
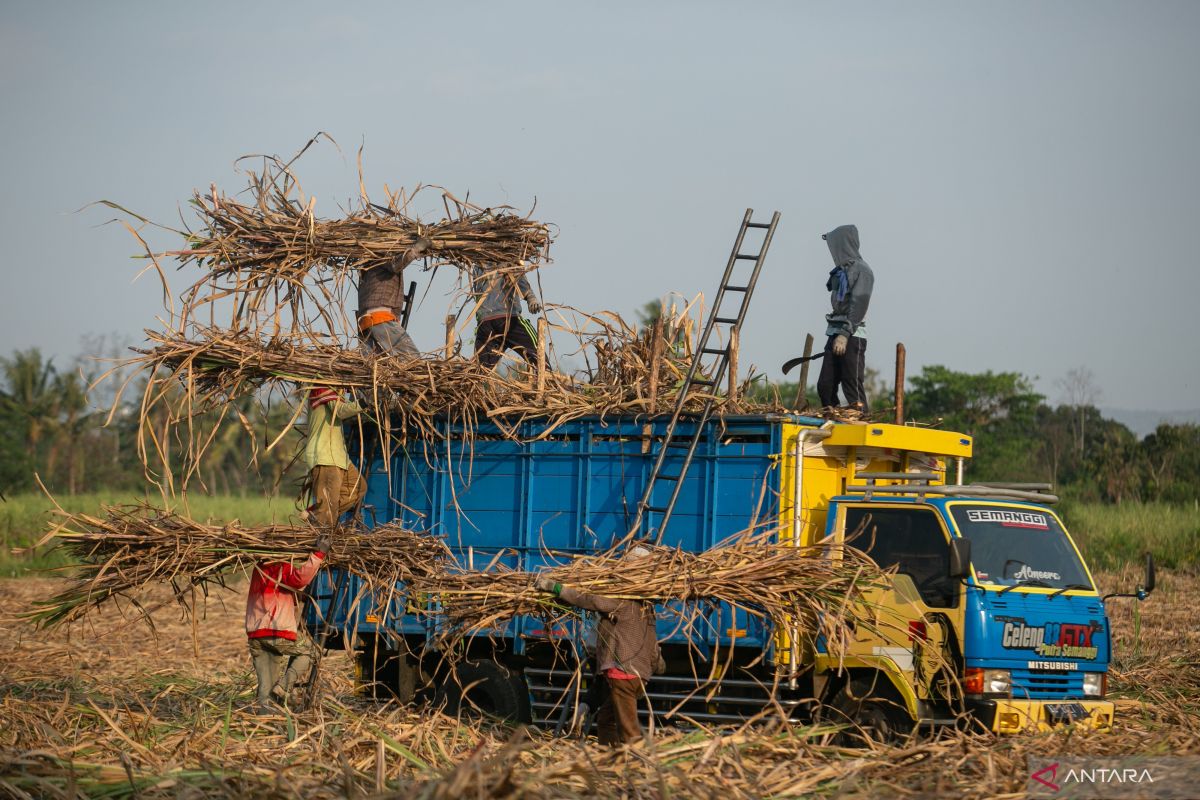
[{"x1": 781, "y1": 352, "x2": 825, "y2": 375}]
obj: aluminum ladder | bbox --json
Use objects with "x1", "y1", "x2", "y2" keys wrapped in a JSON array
[{"x1": 629, "y1": 208, "x2": 781, "y2": 544}]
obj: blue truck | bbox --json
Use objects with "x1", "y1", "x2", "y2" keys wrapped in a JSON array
[{"x1": 306, "y1": 412, "x2": 1154, "y2": 735}]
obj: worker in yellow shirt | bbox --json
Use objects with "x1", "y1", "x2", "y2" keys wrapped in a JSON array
[{"x1": 303, "y1": 386, "x2": 366, "y2": 526}]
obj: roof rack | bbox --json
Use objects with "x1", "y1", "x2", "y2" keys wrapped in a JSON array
[{"x1": 846, "y1": 473, "x2": 1058, "y2": 504}]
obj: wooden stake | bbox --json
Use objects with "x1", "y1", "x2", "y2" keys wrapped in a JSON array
[
  {"x1": 649, "y1": 319, "x2": 664, "y2": 413},
  {"x1": 795, "y1": 333, "x2": 814, "y2": 411},
  {"x1": 894, "y1": 342, "x2": 906, "y2": 425},
  {"x1": 728, "y1": 328, "x2": 740, "y2": 401},
  {"x1": 536, "y1": 317, "x2": 548, "y2": 397},
  {"x1": 444, "y1": 315, "x2": 456, "y2": 356},
  {"x1": 644, "y1": 319, "x2": 664, "y2": 454}
]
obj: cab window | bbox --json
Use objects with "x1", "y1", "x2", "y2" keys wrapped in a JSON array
[{"x1": 843, "y1": 505, "x2": 957, "y2": 608}]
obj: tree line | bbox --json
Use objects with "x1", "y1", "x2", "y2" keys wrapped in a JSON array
[
  {"x1": 749, "y1": 364, "x2": 1199, "y2": 504},
  {"x1": 0, "y1": 347, "x2": 304, "y2": 498},
  {"x1": 3, "y1": 344, "x2": 1197, "y2": 505}
]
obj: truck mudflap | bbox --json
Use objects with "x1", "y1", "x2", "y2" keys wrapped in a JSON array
[{"x1": 967, "y1": 699, "x2": 1115, "y2": 733}]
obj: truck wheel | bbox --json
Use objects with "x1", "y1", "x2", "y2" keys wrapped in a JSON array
[
  {"x1": 437, "y1": 660, "x2": 531, "y2": 723},
  {"x1": 826, "y1": 680, "x2": 915, "y2": 744},
  {"x1": 356, "y1": 645, "x2": 417, "y2": 703}
]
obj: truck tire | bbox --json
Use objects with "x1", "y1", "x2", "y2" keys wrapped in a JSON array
[
  {"x1": 356, "y1": 643, "x2": 417, "y2": 704},
  {"x1": 825, "y1": 678, "x2": 915, "y2": 745},
  {"x1": 437, "y1": 660, "x2": 531, "y2": 723}
]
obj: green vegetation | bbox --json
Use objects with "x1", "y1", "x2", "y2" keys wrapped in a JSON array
[
  {"x1": 1061, "y1": 500, "x2": 1200, "y2": 571},
  {"x1": 0, "y1": 492, "x2": 294, "y2": 577},
  {"x1": 0, "y1": 346, "x2": 305, "y2": 498}
]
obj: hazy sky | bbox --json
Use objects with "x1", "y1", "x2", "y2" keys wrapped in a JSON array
[{"x1": 2, "y1": 1, "x2": 1198, "y2": 411}]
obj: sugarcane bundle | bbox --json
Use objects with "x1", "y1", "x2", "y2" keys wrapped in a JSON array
[
  {"x1": 153, "y1": 152, "x2": 550, "y2": 333},
  {"x1": 131, "y1": 322, "x2": 764, "y2": 436},
  {"x1": 176, "y1": 185, "x2": 550, "y2": 279},
  {"x1": 27, "y1": 504, "x2": 451, "y2": 630},
  {"x1": 419, "y1": 532, "x2": 891, "y2": 652}
]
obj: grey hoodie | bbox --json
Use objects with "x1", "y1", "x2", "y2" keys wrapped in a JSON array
[
  {"x1": 823, "y1": 224, "x2": 874, "y2": 338},
  {"x1": 469, "y1": 264, "x2": 536, "y2": 322}
]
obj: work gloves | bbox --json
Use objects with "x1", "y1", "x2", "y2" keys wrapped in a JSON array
[
  {"x1": 527, "y1": 299, "x2": 542, "y2": 314},
  {"x1": 392, "y1": 236, "x2": 432, "y2": 272},
  {"x1": 533, "y1": 575, "x2": 558, "y2": 594},
  {"x1": 832, "y1": 335, "x2": 849, "y2": 356},
  {"x1": 314, "y1": 535, "x2": 332, "y2": 555}
]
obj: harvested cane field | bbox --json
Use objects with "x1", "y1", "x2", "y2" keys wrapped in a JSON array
[{"x1": 0, "y1": 567, "x2": 1196, "y2": 799}]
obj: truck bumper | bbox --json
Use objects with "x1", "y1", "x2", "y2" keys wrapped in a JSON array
[{"x1": 968, "y1": 699, "x2": 1115, "y2": 733}]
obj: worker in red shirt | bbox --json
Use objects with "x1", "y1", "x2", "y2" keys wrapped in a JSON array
[
  {"x1": 534, "y1": 546, "x2": 664, "y2": 745},
  {"x1": 245, "y1": 534, "x2": 330, "y2": 712}
]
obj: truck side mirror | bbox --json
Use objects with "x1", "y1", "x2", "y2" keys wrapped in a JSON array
[
  {"x1": 1140, "y1": 552, "x2": 1156, "y2": 599},
  {"x1": 1103, "y1": 551, "x2": 1157, "y2": 603},
  {"x1": 949, "y1": 538, "x2": 971, "y2": 579}
]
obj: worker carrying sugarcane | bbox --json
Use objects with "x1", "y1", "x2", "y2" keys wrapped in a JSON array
[
  {"x1": 469, "y1": 260, "x2": 542, "y2": 369},
  {"x1": 533, "y1": 546, "x2": 664, "y2": 746},
  {"x1": 246, "y1": 534, "x2": 330, "y2": 713},
  {"x1": 303, "y1": 386, "x2": 366, "y2": 527},
  {"x1": 356, "y1": 238, "x2": 430, "y2": 357},
  {"x1": 817, "y1": 224, "x2": 875, "y2": 412}
]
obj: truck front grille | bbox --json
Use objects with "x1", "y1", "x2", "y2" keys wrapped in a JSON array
[{"x1": 1011, "y1": 668, "x2": 1084, "y2": 699}]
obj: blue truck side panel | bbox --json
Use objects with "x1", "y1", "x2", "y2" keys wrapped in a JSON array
[{"x1": 308, "y1": 415, "x2": 813, "y2": 655}]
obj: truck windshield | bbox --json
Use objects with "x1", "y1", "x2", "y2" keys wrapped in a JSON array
[{"x1": 948, "y1": 505, "x2": 1092, "y2": 591}]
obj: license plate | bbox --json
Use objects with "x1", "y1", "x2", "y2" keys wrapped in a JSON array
[{"x1": 1045, "y1": 702, "x2": 1090, "y2": 724}]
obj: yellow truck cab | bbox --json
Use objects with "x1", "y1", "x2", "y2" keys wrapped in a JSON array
[{"x1": 778, "y1": 420, "x2": 1148, "y2": 735}]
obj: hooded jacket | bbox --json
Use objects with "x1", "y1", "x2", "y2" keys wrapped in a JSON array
[
  {"x1": 823, "y1": 225, "x2": 874, "y2": 339},
  {"x1": 469, "y1": 264, "x2": 536, "y2": 322}
]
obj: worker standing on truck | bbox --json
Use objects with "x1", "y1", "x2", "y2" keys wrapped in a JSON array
[
  {"x1": 303, "y1": 386, "x2": 366, "y2": 527},
  {"x1": 469, "y1": 260, "x2": 542, "y2": 369},
  {"x1": 357, "y1": 239, "x2": 430, "y2": 357},
  {"x1": 816, "y1": 224, "x2": 875, "y2": 412},
  {"x1": 246, "y1": 534, "x2": 330, "y2": 713},
  {"x1": 534, "y1": 546, "x2": 663, "y2": 746}
]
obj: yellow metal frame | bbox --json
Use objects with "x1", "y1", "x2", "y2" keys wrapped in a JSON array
[
  {"x1": 822, "y1": 423, "x2": 973, "y2": 458},
  {"x1": 775, "y1": 421, "x2": 976, "y2": 702}
]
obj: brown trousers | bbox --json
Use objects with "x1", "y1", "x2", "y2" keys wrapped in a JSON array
[
  {"x1": 309, "y1": 465, "x2": 366, "y2": 527},
  {"x1": 597, "y1": 676, "x2": 644, "y2": 746},
  {"x1": 249, "y1": 632, "x2": 314, "y2": 704}
]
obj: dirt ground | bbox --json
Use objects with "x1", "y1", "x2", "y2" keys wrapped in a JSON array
[
  {"x1": 0, "y1": 576, "x2": 354, "y2": 690},
  {"x1": 1, "y1": 569, "x2": 1197, "y2": 798}
]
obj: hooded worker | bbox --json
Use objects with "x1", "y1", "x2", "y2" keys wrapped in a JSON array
[
  {"x1": 469, "y1": 260, "x2": 542, "y2": 369},
  {"x1": 246, "y1": 534, "x2": 330, "y2": 713},
  {"x1": 303, "y1": 387, "x2": 366, "y2": 527},
  {"x1": 534, "y1": 545, "x2": 664, "y2": 746},
  {"x1": 817, "y1": 224, "x2": 875, "y2": 411}
]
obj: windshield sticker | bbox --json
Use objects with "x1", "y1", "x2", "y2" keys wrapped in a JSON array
[
  {"x1": 1001, "y1": 621, "x2": 1101, "y2": 659},
  {"x1": 966, "y1": 509, "x2": 1049, "y2": 529},
  {"x1": 1012, "y1": 565, "x2": 1062, "y2": 582}
]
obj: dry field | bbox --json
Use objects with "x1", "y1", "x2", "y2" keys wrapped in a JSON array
[{"x1": 1, "y1": 568, "x2": 1197, "y2": 799}]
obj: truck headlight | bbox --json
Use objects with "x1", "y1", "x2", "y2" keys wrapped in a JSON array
[
  {"x1": 965, "y1": 667, "x2": 1011, "y2": 696},
  {"x1": 984, "y1": 669, "x2": 1012, "y2": 695},
  {"x1": 1082, "y1": 672, "x2": 1106, "y2": 697}
]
